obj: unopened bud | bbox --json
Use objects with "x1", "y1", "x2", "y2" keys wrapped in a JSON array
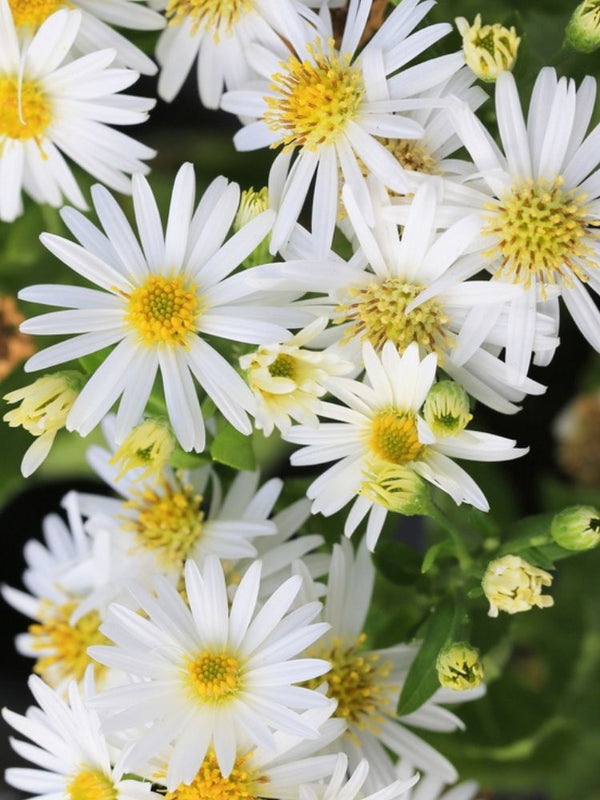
[
  {"x1": 566, "y1": 0, "x2": 600, "y2": 53},
  {"x1": 360, "y1": 461, "x2": 431, "y2": 520},
  {"x1": 551, "y1": 505, "x2": 600, "y2": 551},
  {"x1": 110, "y1": 418, "x2": 175, "y2": 483},
  {"x1": 436, "y1": 642, "x2": 484, "y2": 690},
  {"x1": 423, "y1": 381, "x2": 472, "y2": 438},
  {"x1": 456, "y1": 14, "x2": 520, "y2": 82},
  {"x1": 482, "y1": 554, "x2": 554, "y2": 617}
]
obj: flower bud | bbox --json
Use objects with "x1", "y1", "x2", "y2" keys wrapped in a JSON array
[
  {"x1": 482, "y1": 554, "x2": 554, "y2": 617},
  {"x1": 359, "y1": 460, "x2": 431, "y2": 518},
  {"x1": 565, "y1": 0, "x2": 600, "y2": 53},
  {"x1": 4, "y1": 371, "x2": 83, "y2": 476},
  {"x1": 110, "y1": 418, "x2": 175, "y2": 483},
  {"x1": 455, "y1": 14, "x2": 520, "y2": 82},
  {"x1": 436, "y1": 642, "x2": 484, "y2": 690},
  {"x1": 234, "y1": 187, "x2": 272, "y2": 266},
  {"x1": 551, "y1": 505, "x2": 600, "y2": 551},
  {"x1": 423, "y1": 380, "x2": 472, "y2": 438}
]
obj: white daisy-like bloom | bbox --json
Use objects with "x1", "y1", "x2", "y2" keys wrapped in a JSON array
[
  {"x1": 285, "y1": 341, "x2": 527, "y2": 550},
  {"x1": 397, "y1": 764, "x2": 479, "y2": 800},
  {"x1": 399, "y1": 67, "x2": 600, "y2": 383},
  {"x1": 3, "y1": 673, "x2": 160, "y2": 800},
  {"x1": 295, "y1": 539, "x2": 483, "y2": 793},
  {"x1": 138, "y1": 703, "x2": 345, "y2": 798},
  {"x1": 1, "y1": 498, "x2": 115, "y2": 694},
  {"x1": 240, "y1": 316, "x2": 354, "y2": 436},
  {"x1": 300, "y1": 753, "x2": 418, "y2": 800},
  {"x1": 18, "y1": 163, "x2": 315, "y2": 452},
  {"x1": 272, "y1": 180, "x2": 552, "y2": 414},
  {"x1": 8, "y1": 0, "x2": 165, "y2": 74},
  {"x1": 88, "y1": 556, "x2": 332, "y2": 789},
  {"x1": 149, "y1": 0, "x2": 310, "y2": 106},
  {"x1": 0, "y1": 3, "x2": 155, "y2": 222},
  {"x1": 221, "y1": 0, "x2": 462, "y2": 255}
]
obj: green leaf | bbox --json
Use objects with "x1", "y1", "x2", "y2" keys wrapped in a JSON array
[
  {"x1": 210, "y1": 425, "x2": 256, "y2": 472},
  {"x1": 169, "y1": 448, "x2": 209, "y2": 471},
  {"x1": 372, "y1": 539, "x2": 422, "y2": 585},
  {"x1": 396, "y1": 599, "x2": 461, "y2": 716}
]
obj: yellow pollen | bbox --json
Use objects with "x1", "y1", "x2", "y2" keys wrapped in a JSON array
[
  {"x1": 483, "y1": 178, "x2": 599, "y2": 294},
  {"x1": 125, "y1": 275, "x2": 199, "y2": 346},
  {"x1": 369, "y1": 410, "x2": 424, "y2": 465},
  {"x1": 187, "y1": 652, "x2": 241, "y2": 703},
  {"x1": 166, "y1": 0, "x2": 253, "y2": 36},
  {"x1": 67, "y1": 768, "x2": 117, "y2": 800},
  {"x1": 165, "y1": 752, "x2": 267, "y2": 800},
  {"x1": 306, "y1": 635, "x2": 395, "y2": 735},
  {"x1": 8, "y1": 0, "x2": 66, "y2": 28},
  {"x1": 382, "y1": 138, "x2": 438, "y2": 175},
  {"x1": 336, "y1": 279, "x2": 449, "y2": 355},
  {"x1": 265, "y1": 38, "x2": 365, "y2": 152},
  {"x1": 121, "y1": 477, "x2": 205, "y2": 568},
  {"x1": 0, "y1": 77, "x2": 51, "y2": 140},
  {"x1": 29, "y1": 601, "x2": 109, "y2": 687}
]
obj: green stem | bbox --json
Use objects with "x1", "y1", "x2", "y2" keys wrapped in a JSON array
[{"x1": 428, "y1": 503, "x2": 473, "y2": 570}]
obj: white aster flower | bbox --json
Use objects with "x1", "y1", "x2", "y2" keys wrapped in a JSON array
[
  {"x1": 18, "y1": 164, "x2": 314, "y2": 452},
  {"x1": 89, "y1": 556, "x2": 332, "y2": 789},
  {"x1": 240, "y1": 316, "x2": 354, "y2": 436},
  {"x1": 8, "y1": 0, "x2": 165, "y2": 74},
  {"x1": 300, "y1": 753, "x2": 418, "y2": 800},
  {"x1": 150, "y1": 0, "x2": 310, "y2": 106},
  {"x1": 285, "y1": 341, "x2": 527, "y2": 549},
  {"x1": 274, "y1": 180, "x2": 551, "y2": 414},
  {"x1": 0, "y1": 3, "x2": 155, "y2": 222},
  {"x1": 3, "y1": 673, "x2": 159, "y2": 800},
  {"x1": 221, "y1": 0, "x2": 462, "y2": 255},
  {"x1": 295, "y1": 539, "x2": 483, "y2": 792},
  {"x1": 424, "y1": 68, "x2": 600, "y2": 382},
  {"x1": 139, "y1": 704, "x2": 345, "y2": 798}
]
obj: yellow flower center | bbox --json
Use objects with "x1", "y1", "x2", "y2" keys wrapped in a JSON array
[
  {"x1": 0, "y1": 77, "x2": 51, "y2": 140},
  {"x1": 121, "y1": 478, "x2": 205, "y2": 568},
  {"x1": 336, "y1": 279, "x2": 449, "y2": 355},
  {"x1": 369, "y1": 410, "x2": 424, "y2": 465},
  {"x1": 8, "y1": 0, "x2": 65, "y2": 28},
  {"x1": 382, "y1": 138, "x2": 438, "y2": 175},
  {"x1": 483, "y1": 178, "x2": 599, "y2": 293},
  {"x1": 29, "y1": 601, "x2": 108, "y2": 687},
  {"x1": 265, "y1": 38, "x2": 365, "y2": 152},
  {"x1": 166, "y1": 0, "x2": 253, "y2": 35},
  {"x1": 306, "y1": 635, "x2": 394, "y2": 735},
  {"x1": 125, "y1": 275, "x2": 199, "y2": 346},
  {"x1": 67, "y1": 769, "x2": 117, "y2": 800},
  {"x1": 268, "y1": 353, "x2": 295, "y2": 379},
  {"x1": 187, "y1": 652, "x2": 241, "y2": 703},
  {"x1": 166, "y1": 752, "x2": 267, "y2": 800}
]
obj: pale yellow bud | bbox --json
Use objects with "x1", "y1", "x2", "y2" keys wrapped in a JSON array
[
  {"x1": 359, "y1": 460, "x2": 431, "y2": 518},
  {"x1": 456, "y1": 14, "x2": 520, "y2": 82},
  {"x1": 234, "y1": 186, "x2": 270, "y2": 231},
  {"x1": 109, "y1": 418, "x2": 175, "y2": 483},
  {"x1": 4, "y1": 371, "x2": 83, "y2": 477},
  {"x1": 566, "y1": 0, "x2": 600, "y2": 53},
  {"x1": 436, "y1": 642, "x2": 484, "y2": 690},
  {"x1": 482, "y1": 555, "x2": 554, "y2": 617},
  {"x1": 423, "y1": 380, "x2": 472, "y2": 438}
]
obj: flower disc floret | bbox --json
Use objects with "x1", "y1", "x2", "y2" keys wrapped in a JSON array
[
  {"x1": 67, "y1": 768, "x2": 118, "y2": 800},
  {"x1": 126, "y1": 275, "x2": 199, "y2": 346},
  {"x1": 121, "y1": 478, "x2": 205, "y2": 567},
  {"x1": 166, "y1": 0, "x2": 253, "y2": 35},
  {"x1": 165, "y1": 752, "x2": 263, "y2": 800},
  {"x1": 380, "y1": 138, "x2": 438, "y2": 175},
  {"x1": 187, "y1": 651, "x2": 241, "y2": 702},
  {"x1": 484, "y1": 178, "x2": 598, "y2": 291},
  {"x1": 369, "y1": 410, "x2": 424, "y2": 466},
  {"x1": 265, "y1": 39, "x2": 365, "y2": 152},
  {"x1": 0, "y1": 77, "x2": 51, "y2": 140},
  {"x1": 307, "y1": 635, "x2": 393, "y2": 732},
  {"x1": 8, "y1": 0, "x2": 64, "y2": 28},
  {"x1": 336, "y1": 280, "x2": 449, "y2": 354}
]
